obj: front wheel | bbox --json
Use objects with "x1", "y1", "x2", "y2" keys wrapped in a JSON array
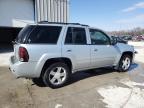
[
  {"x1": 42, "y1": 62, "x2": 70, "y2": 88},
  {"x1": 118, "y1": 54, "x2": 132, "y2": 72}
]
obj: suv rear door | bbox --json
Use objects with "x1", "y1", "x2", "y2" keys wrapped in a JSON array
[
  {"x1": 62, "y1": 26, "x2": 91, "y2": 71},
  {"x1": 89, "y1": 28, "x2": 118, "y2": 68}
]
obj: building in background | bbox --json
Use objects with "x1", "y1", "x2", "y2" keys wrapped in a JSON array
[
  {"x1": 36, "y1": 0, "x2": 69, "y2": 23},
  {"x1": 0, "y1": 0, "x2": 69, "y2": 43}
]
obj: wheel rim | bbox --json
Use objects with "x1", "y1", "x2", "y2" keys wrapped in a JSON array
[
  {"x1": 49, "y1": 67, "x2": 66, "y2": 85},
  {"x1": 122, "y1": 57, "x2": 131, "y2": 70}
]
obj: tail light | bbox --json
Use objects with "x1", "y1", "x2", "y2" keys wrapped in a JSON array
[{"x1": 19, "y1": 47, "x2": 29, "y2": 62}]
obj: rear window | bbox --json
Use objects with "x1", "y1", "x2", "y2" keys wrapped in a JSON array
[
  {"x1": 27, "y1": 26, "x2": 62, "y2": 44},
  {"x1": 65, "y1": 27, "x2": 87, "y2": 45},
  {"x1": 16, "y1": 25, "x2": 35, "y2": 43}
]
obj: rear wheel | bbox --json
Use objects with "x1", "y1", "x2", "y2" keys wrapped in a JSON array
[
  {"x1": 118, "y1": 54, "x2": 132, "y2": 72},
  {"x1": 42, "y1": 62, "x2": 70, "y2": 88}
]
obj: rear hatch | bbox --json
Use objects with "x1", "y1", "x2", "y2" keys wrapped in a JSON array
[{"x1": 13, "y1": 25, "x2": 35, "y2": 61}]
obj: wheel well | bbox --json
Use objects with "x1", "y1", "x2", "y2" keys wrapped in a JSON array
[
  {"x1": 40, "y1": 58, "x2": 72, "y2": 77},
  {"x1": 122, "y1": 51, "x2": 133, "y2": 59}
]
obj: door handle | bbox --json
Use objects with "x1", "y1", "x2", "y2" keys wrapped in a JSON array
[
  {"x1": 94, "y1": 49, "x2": 98, "y2": 52},
  {"x1": 67, "y1": 49, "x2": 72, "y2": 52}
]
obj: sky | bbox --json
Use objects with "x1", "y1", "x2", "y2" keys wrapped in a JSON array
[{"x1": 70, "y1": 0, "x2": 144, "y2": 31}]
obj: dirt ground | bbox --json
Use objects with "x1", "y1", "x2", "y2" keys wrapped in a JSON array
[
  {"x1": 0, "y1": 43, "x2": 144, "y2": 108},
  {"x1": 0, "y1": 63, "x2": 144, "y2": 108}
]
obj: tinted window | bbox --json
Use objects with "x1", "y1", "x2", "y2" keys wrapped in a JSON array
[
  {"x1": 27, "y1": 26, "x2": 62, "y2": 44},
  {"x1": 65, "y1": 27, "x2": 87, "y2": 44},
  {"x1": 89, "y1": 29, "x2": 110, "y2": 45},
  {"x1": 16, "y1": 25, "x2": 34, "y2": 43}
]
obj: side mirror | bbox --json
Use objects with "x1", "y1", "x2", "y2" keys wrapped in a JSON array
[{"x1": 111, "y1": 36, "x2": 117, "y2": 45}]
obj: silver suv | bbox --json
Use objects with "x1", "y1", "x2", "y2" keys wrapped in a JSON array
[{"x1": 9, "y1": 22, "x2": 135, "y2": 88}]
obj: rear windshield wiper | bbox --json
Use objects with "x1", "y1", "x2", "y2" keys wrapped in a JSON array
[{"x1": 12, "y1": 40, "x2": 18, "y2": 45}]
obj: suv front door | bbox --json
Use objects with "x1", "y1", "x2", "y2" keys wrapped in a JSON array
[
  {"x1": 62, "y1": 27, "x2": 91, "y2": 71},
  {"x1": 89, "y1": 29, "x2": 118, "y2": 68}
]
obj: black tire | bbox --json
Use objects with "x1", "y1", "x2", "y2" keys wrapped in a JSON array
[
  {"x1": 118, "y1": 54, "x2": 132, "y2": 72},
  {"x1": 42, "y1": 62, "x2": 70, "y2": 88}
]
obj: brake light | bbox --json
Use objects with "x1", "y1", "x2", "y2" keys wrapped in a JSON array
[{"x1": 19, "y1": 47, "x2": 29, "y2": 62}]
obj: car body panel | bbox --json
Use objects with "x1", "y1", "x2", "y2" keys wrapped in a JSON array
[{"x1": 90, "y1": 45, "x2": 119, "y2": 68}]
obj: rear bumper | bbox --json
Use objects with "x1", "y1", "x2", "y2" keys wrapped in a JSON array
[{"x1": 9, "y1": 55, "x2": 39, "y2": 78}]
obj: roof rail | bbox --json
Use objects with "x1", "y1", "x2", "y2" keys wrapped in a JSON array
[{"x1": 38, "y1": 21, "x2": 89, "y2": 26}]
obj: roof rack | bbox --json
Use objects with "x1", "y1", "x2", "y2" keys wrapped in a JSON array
[{"x1": 38, "y1": 21, "x2": 89, "y2": 26}]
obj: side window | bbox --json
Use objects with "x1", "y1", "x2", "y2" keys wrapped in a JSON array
[
  {"x1": 16, "y1": 25, "x2": 34, "y2": 43},
  {"x1": 27, "y1": 26, "x2": 62, "y2": 44},
  {"x1": 89, "y1": 29, "x2": 110, "y2": 45},
  {"x1": 65, "y1": 27, "x2": 87, "y2": 45}
]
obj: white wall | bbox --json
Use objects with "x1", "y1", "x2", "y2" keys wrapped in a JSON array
[{"x1": 0, "y1": 0, "x2": 34, "y2": 27}]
